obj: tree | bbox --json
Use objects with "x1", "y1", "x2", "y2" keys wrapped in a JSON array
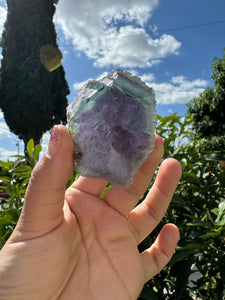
[
  {"x1": 187, "y1": 48, "x2": 225, "y2": 151},
  {"x1": 0, "y1": 0, "x2": 69, "y2": 148}
]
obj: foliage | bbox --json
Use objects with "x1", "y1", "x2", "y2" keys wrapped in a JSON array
[
  {"x1": 139, "y1": 113, "x2": 225, "y2": 299},
  {"x1": 0, "y1": 140, "x2": 42, "y2": 248},
  {"x1": 0, "y1": 0, "x2": 69, "y2": 148},
  {"x1": 187, "y1": 48, "x2": 225, "y2": 151}
]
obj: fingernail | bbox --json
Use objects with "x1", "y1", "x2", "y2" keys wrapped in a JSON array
[{"x1": 47, "y1": 126, "x2": 61, "y2": 158}]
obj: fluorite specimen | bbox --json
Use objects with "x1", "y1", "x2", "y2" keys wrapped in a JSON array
[{"x1": 67, "y1": 69, "x2": 156, "y2": 187}]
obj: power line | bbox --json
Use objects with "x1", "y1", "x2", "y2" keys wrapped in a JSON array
[
  {"x1": 157, "y1": 20, "x2": 225, "y2": 33},
  {"x1": 71, "y1": 19, "x2": 225, "y2": 47}
]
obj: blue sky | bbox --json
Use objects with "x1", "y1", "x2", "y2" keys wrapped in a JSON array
[{"x1": 0, "y1": 0, "x2": 225, "y2": 160}]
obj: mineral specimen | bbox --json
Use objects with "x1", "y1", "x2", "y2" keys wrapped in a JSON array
[{"x1": 67, "y1": 69, "x2": 156, "y2": 187}]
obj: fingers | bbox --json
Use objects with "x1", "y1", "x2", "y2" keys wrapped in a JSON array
[
  {"x1": 16, "y1": 125, "x2": 75, "y2": 236},
  {"x1": 141, "y1": 224, "x2": 180, "y2": 280},
  {"x1": 103, "y1": 135, "x2": 164, "y2": 216},
  {"x1": 128, "y1": 158, "x2": 182, "y2": 244}
]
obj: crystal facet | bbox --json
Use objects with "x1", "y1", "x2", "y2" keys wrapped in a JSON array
[{"x1": 67, "y1": 69, "x2": 156, "y2": 187}]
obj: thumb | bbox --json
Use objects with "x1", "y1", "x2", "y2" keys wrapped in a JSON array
[{"x1": 16, "y1": 125, "x2": 75, "y2": 237}]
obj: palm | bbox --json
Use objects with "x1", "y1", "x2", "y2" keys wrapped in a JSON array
[{"x1": 55, "y1": 191, "x2": 145, "y2": 300}]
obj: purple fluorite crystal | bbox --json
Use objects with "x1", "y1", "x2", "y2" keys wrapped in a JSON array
[{"x1": 67, "y1": 69, "x2": 156, "y2": 187}]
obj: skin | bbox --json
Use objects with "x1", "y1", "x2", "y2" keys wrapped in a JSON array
[{"x1": 0, "y1": 125, "x2": 182, "y2": 300}]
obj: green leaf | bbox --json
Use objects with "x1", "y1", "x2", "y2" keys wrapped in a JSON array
[
  {"x1": 169, "y1": 240, "x2": 207, "y2": 266},
  {"x1": 0, "y1": 176, "x2": 11, "y2": 185},
  {"x1": 100, "y1": 184, "x2": 113, "y2": 199},
  {"x1": 200, "y1": 232, "x2": 220, "y2": 239},
  {"x1": 11, "y1": 166, "x2": 31, "y2": 173},
  {"x1": 203, "y1": 152, "x2": 225, "y2": 161},
  {"x1": 0, "y1": 160, "x2": 11, "y2": 169},
  {"x1": 187, "y1": 221, "x2": 212, "y2": 228},
  {"x1": 183, "y1": 171, "x2": 200, "y2": 184},
  {"x1": 32, "y1": 144, "x2": 42, "y2": 162},
  {"x1": 26, "y1": 139, "x2": 34, "y2": 157},
  {"x1": 169, "y1": 248, "x2": 198, "y2": 266},
  {"x1": 216, "y1": 201, "x2": 225, "y2": 224},
  {"x1": 171, "y1": 194, "x2": 186, "y2": 206},
  {"x1": 216, "y1": 219, "x2": 225, "y2": 226},
  {"x1": 173, "y1": 260, "x2": 193, "y2": 300}
]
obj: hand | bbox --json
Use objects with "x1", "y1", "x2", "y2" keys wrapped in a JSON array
[{"x1": 0, "y1": 125, "x2": 182, "y2": 300}]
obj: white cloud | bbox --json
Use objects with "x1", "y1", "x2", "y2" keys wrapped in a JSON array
[
  {"x1": 171, "y1": 75, "x2": 208, "y2": 90},
  {"x1": 0, "y1": 121, "x2": 11, "y2": 139},
  {"x1": 54, "y1": 0, "x2": 181, "y2": 68},
  {"x1": 146, "y1": 76, "x2": 208, "y2": 104},
  {"x1": 0, "y1": 5, "x2": 6, "y2": 38},
  {"x1": 0, "y1": 110, "x2": 11, "y2": 139},
  {"x1": 73, "y1": 81, "x2": 86, "y2": 92},
  {"x1": 140, "y1": 72, "x2": 155, "y2": 82},
  {"x1": 0, "y1": 108, "x2": 51, "y2": 160},
  {"x1": 0, "y1": 147, "x2": 17, "y2": 161},
  {"x1": 40, "y1": 131, "x2": 50, "y2": 156},
  {"x1": 0, "y1": 127, "x2": 50, "y2": 161}
]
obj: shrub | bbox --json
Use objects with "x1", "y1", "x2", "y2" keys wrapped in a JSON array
[{"x1": 0, "y1": 139, "x2": 42, "y2": 248}]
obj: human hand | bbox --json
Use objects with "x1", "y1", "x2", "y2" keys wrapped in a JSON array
[{"x1": 0, "y1": 125, "x2": 182, "y2": 300}]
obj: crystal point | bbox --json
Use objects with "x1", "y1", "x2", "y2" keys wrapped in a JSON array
[{"x1": 67, "y1": 69, "x2": 156, "y2": 187}]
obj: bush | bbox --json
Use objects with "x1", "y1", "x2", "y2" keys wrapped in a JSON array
[{"x1": 0, "y1": 139, "x2": 42, "y2": 248}]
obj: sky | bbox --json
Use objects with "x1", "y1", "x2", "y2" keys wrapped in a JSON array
[{"x1": 0, "y1": 0, "x2": 225, "y2": 160}]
